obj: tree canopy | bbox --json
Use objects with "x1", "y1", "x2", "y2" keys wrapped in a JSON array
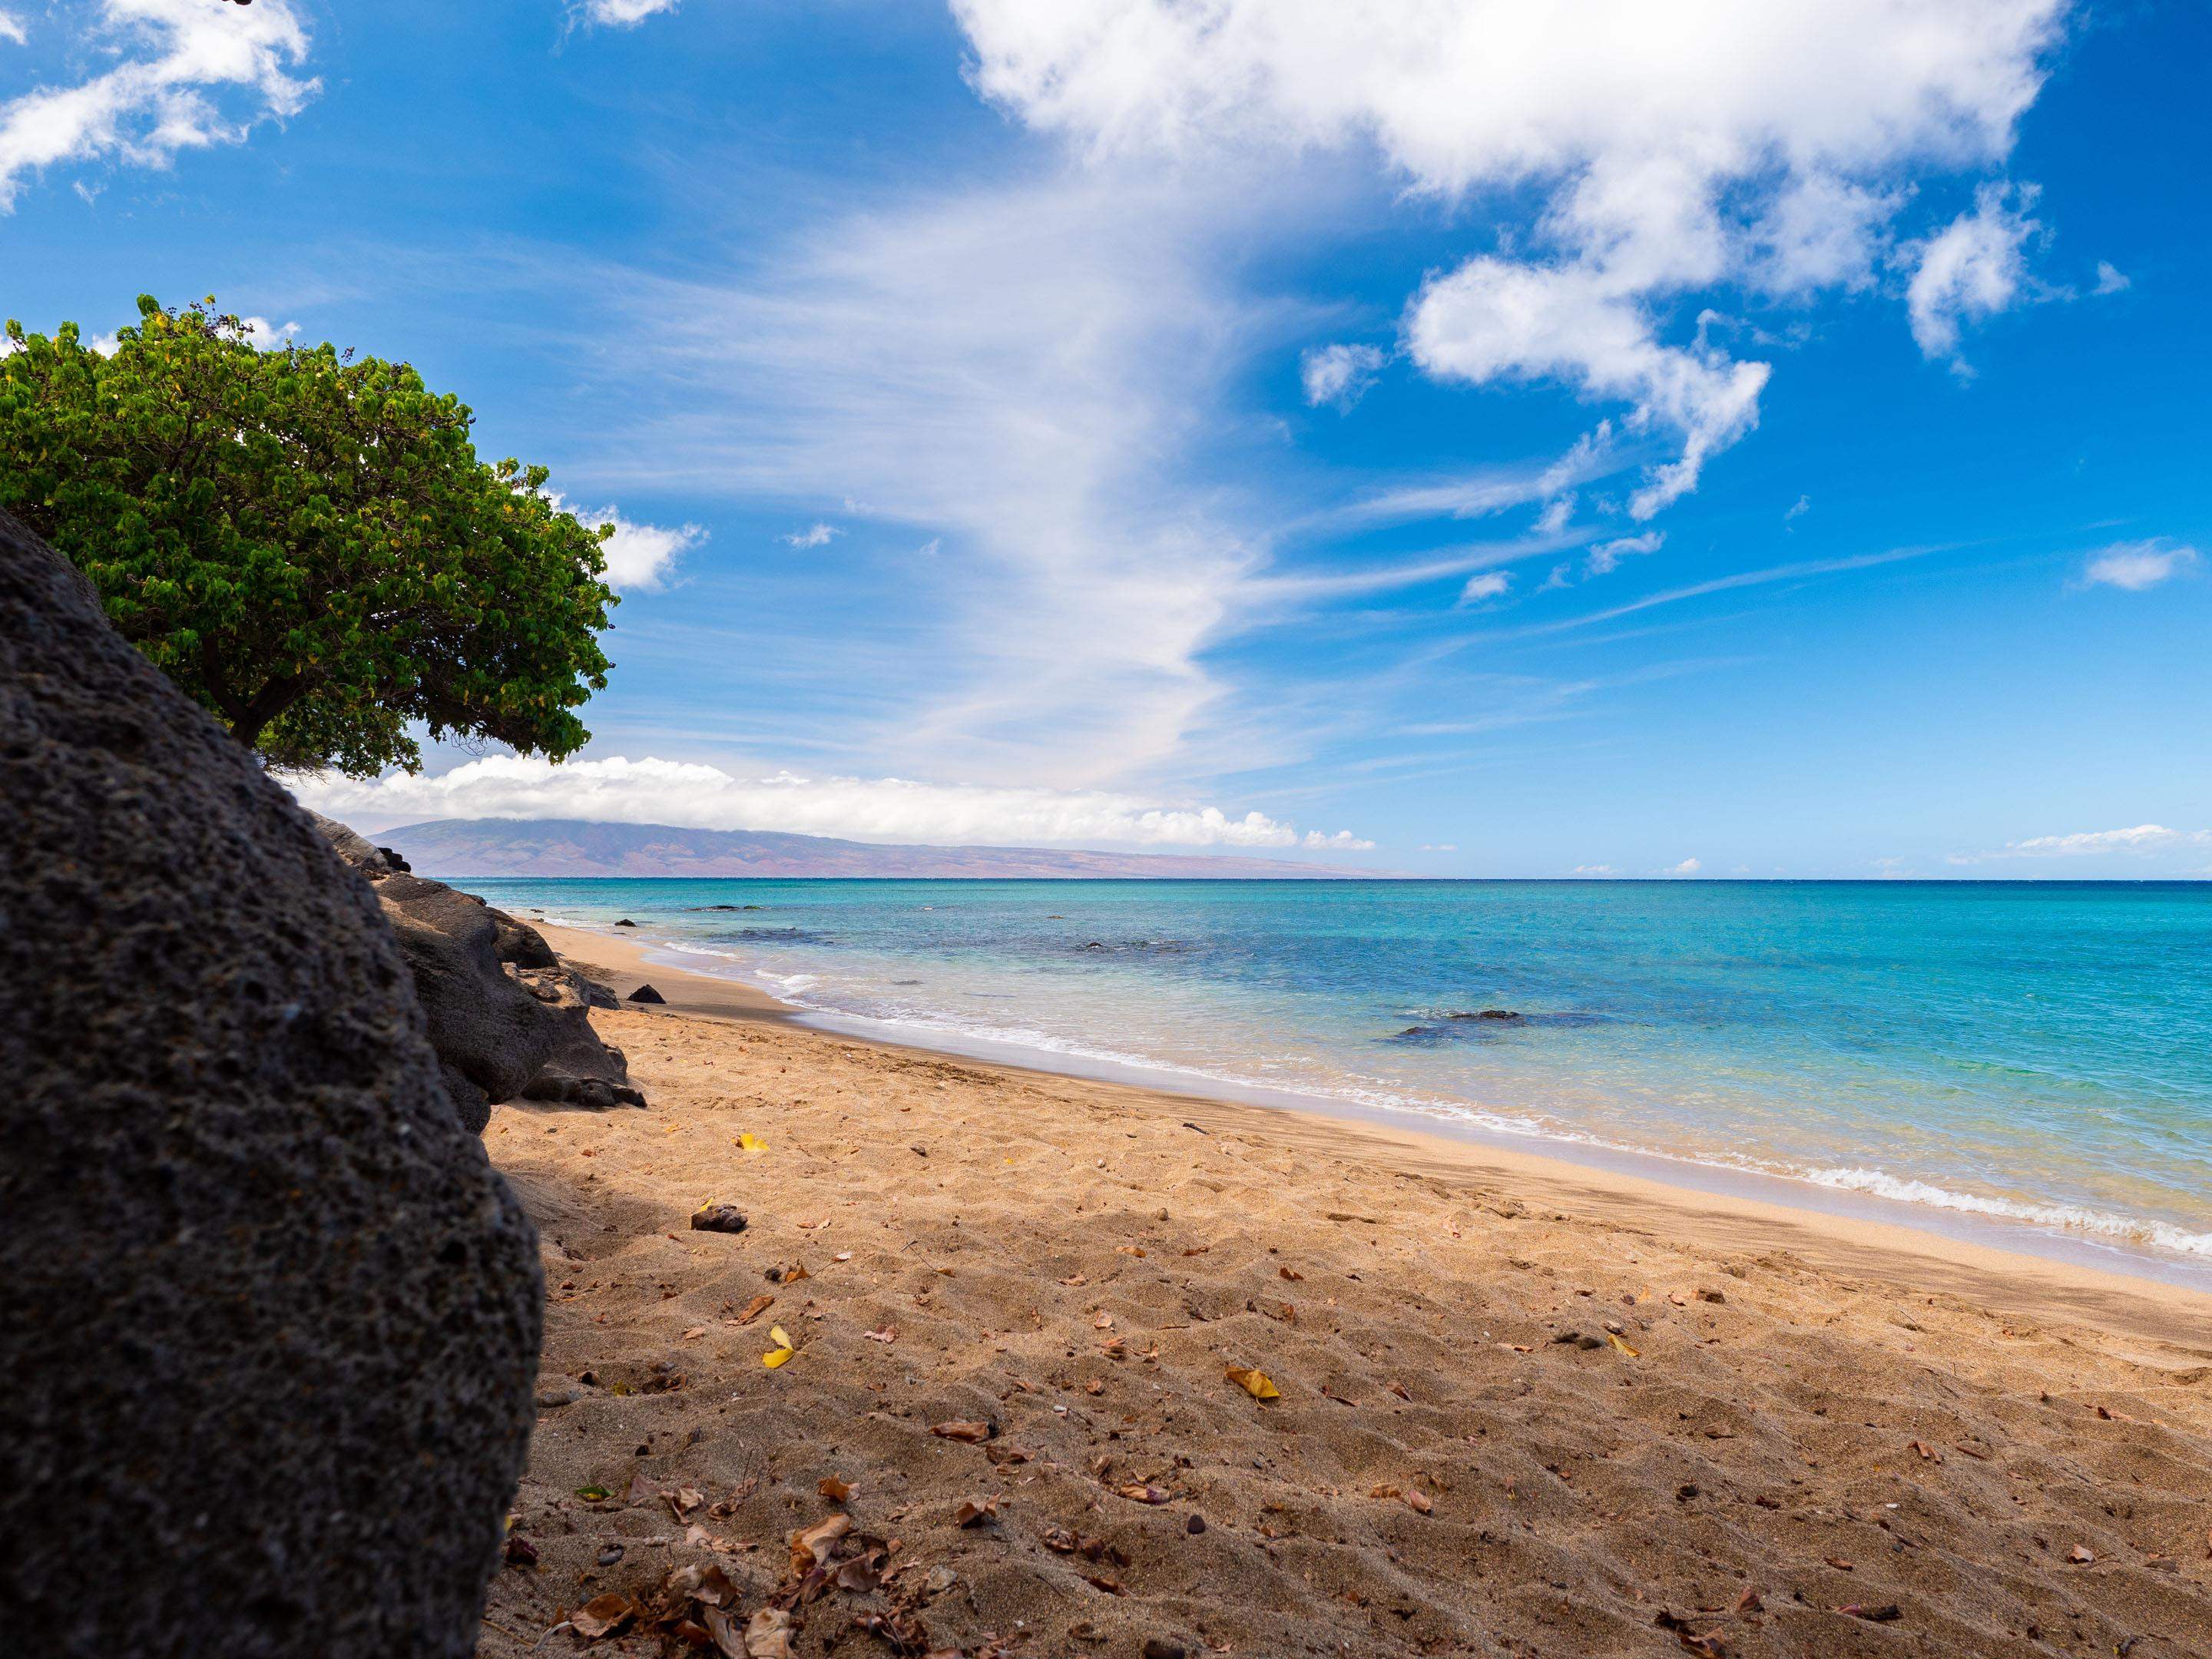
[{"x1": 0, "y1": 296, "x2": 616, "y2": 777}]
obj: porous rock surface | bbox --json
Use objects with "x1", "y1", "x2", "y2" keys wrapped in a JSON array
[
  {"x1": 310, "y1": 817, "x2": 645, "y2": 1119},
  {"x1": 0, "y1": 511, "x2": 541, "y2": 1656}
]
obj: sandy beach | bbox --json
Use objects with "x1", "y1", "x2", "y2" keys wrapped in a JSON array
[{"x1": 478, "y1": 926, "x2": 2212, "y2": 1657}]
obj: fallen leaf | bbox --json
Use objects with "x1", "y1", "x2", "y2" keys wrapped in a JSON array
[
  {"x1": 1387, "y1": 1380, "x2": 1412, "y2": 1401},
  {"x1": 1910, "y1": 1439, "x2": 1945, "y2": 1464},
  {"x1": 932, "y1": 1420, "x2": 995, "y2": 1442},
  {"x1": 1734, "y1": 1586, "x2": 1763, "y2": 1615},
  {"x1": 1279, "y1": 1266, "x2": 1304, "y2": 1281},
  {"x1": 1226, "y1": 1366, "x2": 1281, "y2": 1401},
  {"x1": 789, "y1": 1512, "x2": 853, "y2": 1575},
  {"x1": 955, "y1": 1498, "x2": 998, "y2": 1526},
  {"x1": 1824, "y1": 1557, "x2": 1855, "y2": 1572},
  {"x1": 681, "y1": 1325, "x2": 707, "y2": 1341},
  {"x1": 574, "y1": 1485, "x2": 613, "y2": 1503},
  {"x1": 737, "y1": 1132, "x2": 768, "y2": 1153},
  {"x1": 503, "y1": 1535, "x2": 538, "y2": 1568},
  {"x1": 668, "y1": 1485, "x2": 705, "y2": 1516},
  {"x1": 734, "y1": 1294, "x2": 775, "y2": 1326},
  {"x1": 763, "y1": 1346, "x2": 795, "y2": 1369},
  {"x1": 571, "y1": 1593, "x2": 635, "y2": 1640},
  {"x1": 1093, "y1": 1312, "x2": 1114, "y2": 1330},
  {"x1": 820, "y1": 1475, "x2": 853, "y2": 1502},
  {"x1": 1606, "y1": 1332, "x2": 1640, "y2": 1358},
  {"x1": 2069, "y1": 1545, "x2": 2095, "y2": 1565},
  {"x1": 1406, "y1": 1488, "x2": 1433, "y2": 1515},
  {"x1": 865, "y1": 1326, "x2": 897, "y2": 1343},
  {"x1": 700, "y1": 1605, "x2": 746, "y2": 1658},
  {"x1": 746, "y1": 1606, "x2": 796, "y2": 1659},
  {"x1": 1117, "y1": 1246, "x2": 1147, "y2": 1257},
  {"x1": 1118, "y1": 1484, "x2": 1172, "y2": 1505}
]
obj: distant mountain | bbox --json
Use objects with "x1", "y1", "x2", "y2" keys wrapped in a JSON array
[{"x1": 376, "y1": 818, "x2": 1382, "y2": 879}]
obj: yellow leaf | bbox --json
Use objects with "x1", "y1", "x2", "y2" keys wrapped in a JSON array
[
  {"x1": 1226, "y1": 1366, "x2": 1281, "y2": 1400},
  {"x1": 768, "y1": 1325, "x2": 793, "y2": 1350},
  {"x1": 1606, "y1": 1331, "x2": 1640, "y2": 1357},
  {"x1": 763, "y1": 1346, "x2": 794, "y2": 1369},
  {"x1": 737, "y1": 1133, "x2": 768, "y2": 1153}
]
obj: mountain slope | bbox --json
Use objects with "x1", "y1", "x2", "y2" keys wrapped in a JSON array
[{"x1": 376, "y1": 819, "x2": 1382, "y2": 879}]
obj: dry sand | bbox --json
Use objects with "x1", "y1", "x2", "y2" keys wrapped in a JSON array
[{"x1": 478, "y1": 926, "x2": 2212, "y2": 1659}]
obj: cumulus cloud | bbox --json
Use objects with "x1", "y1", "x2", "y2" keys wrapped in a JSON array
[
  {"x1": 287, "y1": 753, "x2": 1373, "y2": 850},
  {"x1": 2000, "y1": 825, "x2": 2210, "y2": 858},
  {"x1": 0, "y1": 0, "x2": 317, "y2": 211},
  {"x1": 1459, "y1": 569, "x2": 1512, "y2": 604},
  {"x1": 568, "y1": 505, "x2": 704, "y2": 591},
  {"x1": 781, "y1": 522, "x2": 842, "y2": 549},
  {"x1": 1300, "y1": 341, "x2": 1386, "y2": 409},
  {"x1": 1906, "y1": 182, "x2": 2042, "y2": 367},
  {"x1": 2092, "y1": 260, "x2": 2130, "y2": 296},
  {"x1": 2078, "y1": 538, "x2": 2197, "y2": 592},
  {"x1": 1568, "y1": 863, "x2": 1618, "y2": 876},
  {"x1": 955, "y1": 0, "x2": 2066, "y2": 512},
  {"x1": 0, "y1": 12, "x2": 26, "y2": 48},
  {"x1": 1663, "y1": 856, "x2": 1703, "y2": 876}
]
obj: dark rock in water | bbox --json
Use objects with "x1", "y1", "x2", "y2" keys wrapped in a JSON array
[
  {"x1": 614, "y1": 918, "x2": 637, "y2": 928},
  {"x1": 309, "y1": 816, "x2": 646, "y2": 1124},
  {"x1": 690, "y1": 1205, "x2": 749, "y2": 1234},
  {"x1": 1445, "y1": 1008, "x2": 1524, "y2": 1022},
  {"x1": 0, "y1": 510, "x2": 539, "y2": 1657},
  {"x1": 628, "y1": 982, "x2": 667, "y2": 1005}
]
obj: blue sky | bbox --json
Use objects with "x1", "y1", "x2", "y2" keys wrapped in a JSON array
[{"x1": 3, "y1": 0, "x2": 2207, "y2": 876}]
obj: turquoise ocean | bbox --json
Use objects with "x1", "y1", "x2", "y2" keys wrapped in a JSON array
[{"x1": 467, "y1": 878, "x2": 2212, "y2": 1283}]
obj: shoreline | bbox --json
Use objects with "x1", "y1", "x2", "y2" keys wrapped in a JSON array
[{"x1": 537, "y1": 920, "x2": 2212, "y2": 1341}]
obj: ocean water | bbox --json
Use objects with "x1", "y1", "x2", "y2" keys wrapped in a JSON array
[{"x1": 468, "y1": 878, "x2": 2212, "y2": 1277}]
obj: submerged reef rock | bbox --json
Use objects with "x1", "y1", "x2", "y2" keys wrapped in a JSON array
[
  {"x1": 310, "y1": 816, "x2": 645, "y2": 1122},
  {"x1": 0, "y1": 510, "x2": 541, "y2": 1657}
]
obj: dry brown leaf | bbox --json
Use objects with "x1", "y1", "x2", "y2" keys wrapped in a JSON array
[
  {"x1": 1181, "y1": 1245, "x2": 1211, "y2": 1256},
  {"x1": 1387, "y1": 1380, "x2": 1412, "y2": 1401},
  {"x1": 955, "y1": 1498, "x2": 998, "y2": 1526},
  {"x1": 789, "y1": 1512, "x2": 853, "y2": 1574},
  {"x1": 681, "y1": 1325, "x2": 707, "y2": 1341},
  {"x1": 734, "y1": 1293, "x2": 775, "y2": 1326},
  {"x1": 1909, "y1": 1439, "x2": 1945, "y2": 1464},
  {"x1": 1117, "y1": 1484, "x2": 1171, "y2": 1504},
  {"x1": 865, "y1": 1326, "x2": 897, "y2": 1343},
  {"x1": 1226, "y1": 1365, "x2": 1281, "y2": 1400},
  {"x1": 1116, "y1": 1246, "x2": 1147, "y2": 1257},
  {"x1": 1279, "y1": 1266, "x2": 1304, "y2": 1281},
  {"x1": 1406, "y1": 1488, "x2": 1433, "y2": 1515},
  {"x1": 700, "y1": 1604, "x2": 746, "y2": 1658},
  {"x1": 747, "y1": 1607, "x2": 796, "y2": 1659},
  {"x1": 819, "y1": 1475, "x2": 853, "y2": 1502},
  {"x1": 1093, "y1": 1312, "x2": 1114, "y2": 1330},
  {"x1": 931, "y1": 1419, "x2": 995, "y2": 1442},
  {"x1": 570, "y1": 1593, "x2": 634, "y2": 1640}
]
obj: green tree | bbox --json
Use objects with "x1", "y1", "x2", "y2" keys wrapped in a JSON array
[{"x1": 0, "y1": 295, "x2": 616, "y2": 776}]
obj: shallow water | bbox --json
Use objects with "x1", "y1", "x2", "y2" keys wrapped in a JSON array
[{"x1": 469, "y1": 878, "x2": 2212, "y2": 1270}]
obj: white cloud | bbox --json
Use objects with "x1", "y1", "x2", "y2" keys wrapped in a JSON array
[
  {"x1": 0, "y1": 0, "x2": 317, "y2": 212},
  {"x1": 1420, "y1": 843, "x2": 1457, "y2": 853},
  {"x1": 575, "y1": 0, "x2": 684, "y2": 24},
  {"x1": 780, "y1": 522, "x2": 843, "y2": 549},
  {"x1": 1785, "y1": 494, "x2": 1811, "y2": 522},
  {"x1": 1406, "y1": 257, "x2": 1770, "y2": 518},
  {"x1": 1568, "y1": 863, "x2": 1618, "y2": 876},
  {"x1": 955, "y1": 0, "x2": 2066, "y2": 512},
  {"x1": 0, "y1": 12, "x2": 26, "y2": 48},
  {"x1": 1585, "y1": 529, "x2": 1663, "y2": 577},
  {"x1": 1906, "y1": 182, "x2": 2041, "y2": 367},
  {"x1": 1300, "y1": 341, "x2": 1385, "y2": 409},
  {"x1": 1663, "y1": 856, "x2": 1703, "y2": 876},
  {"x1": 575, "y1": 506, "x2": 704, "y2": 591},
  {"x1": 2092, "y1": 260, "x2": 2130, "y2": 296},
  {"x1": 2000, "y1": 825, "x2": 2210, "y2": 858},
  {"x1": 2078, "y1": 538, "x2": 2197, "y2": 592},
  {"x1": 1459, "y1": 569, "x2": 1512, "y2": 604},
  {"x1": 238, "y1": 315, "x2": 300, "y2": 349},
  {"x1": 288, "y1": 753, "x2": 1372, "y2": 850}
]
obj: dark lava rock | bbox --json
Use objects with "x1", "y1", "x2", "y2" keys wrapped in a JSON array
[
  {"x1": 309, "y1": 818, "x2": 644, "y2": 1124},
  {"x1": 614, "y1": 918, "x2": 637, "y2": 928},
  {"x1": 1447, "y1": 1008, "x2": 1524, "y2": 1022},
  {"x1": 628, "y1": 982, "x2": 667, "y2": 1005},
  {"x1": 690, "y1": 1205, "x2": 749, "y2": 1235},
  {"x1": 376, "y1": 844, "x2": 412, "y2": 873},
  {"x1": 0, "y1": 510, "x2": 541, "y2": 1657}
]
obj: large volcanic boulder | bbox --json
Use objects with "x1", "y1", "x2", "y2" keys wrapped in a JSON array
[
  {"x1": 0, "y1": 512, "x2": 541, "y2": 1657},
  {"x1": 309, "y1": 818, "x2": 645, "y2": 1120}
]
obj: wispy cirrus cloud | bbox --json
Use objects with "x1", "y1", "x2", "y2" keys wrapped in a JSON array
[
  {"x1": 289, "y1": 753, "x2": 1373, "y2": 851},
  {"x1": 0, "y1": 0, "x2": 317, "y2": 211},
  {"x1": 1999, "y1": 824, "x2": 2210, "y2": 858}
]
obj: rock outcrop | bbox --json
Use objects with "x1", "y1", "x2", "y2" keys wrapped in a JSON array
[
  {"x1": 0, "y1": 510, "x2": 541, "y2": 1656},
  {"x1": 310, "y1": 817, "x2": 644, "y2": 1123}
]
